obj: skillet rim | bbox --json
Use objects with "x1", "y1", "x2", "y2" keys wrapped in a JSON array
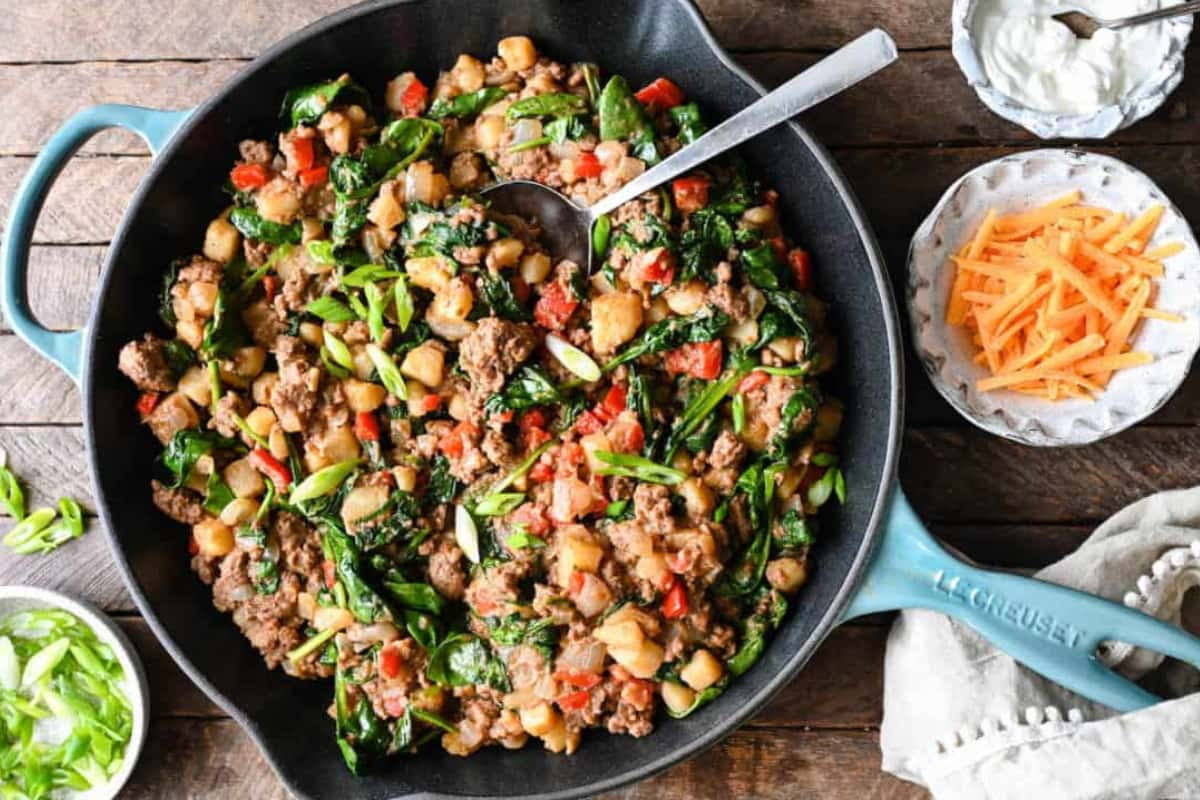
[{"x1": 81, "y1": 1, "x2": 904, "y2": 796}]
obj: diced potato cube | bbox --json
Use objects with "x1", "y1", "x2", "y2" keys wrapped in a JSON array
[
  {"x1": 448, "y1": 393, "x2": 470, "y2": 421},
  {"x1": 316, "y1": 425, "x2": 361, "y2": 464},
  {"x1": 392, "y1": 466, "x2": 417, "y2": 493},
  {"x1": 593, "y1": 620, "x2": 644, "y2": 650},
  {"x1": 519, "y1": 702, "x2": 558, "y2": 737},
  {"x1": 677, "y1": 477, "x2": 715, "y2": 519},
  {"x1": 313, "y1": 605, "x2": 355, "y2": 632},
  {"x1": 188, "y1": 281, "x2": 219, "y2": 317},
  {"x1": 219, "y1": 346, "x2": 266, "y2": 389},
  {"x1": 268, "y1": 425, "x2": 289, "y2": 461},
  {"x1": 497, "y1": 36, "x2": 538, "y2": 71},
  {"x1": 252, "y1": 372, "x2": 278, "y2": 406},
  {"x1": 590, "y1": 291, "x2": 643, "y2": 354},
  {"x1": 635, "y1": 553, "x2": 670, "y2": 587},
  {"x1": 405, "y1": 256, "x2": 455, "y2": 293},
  {"x1": 176, "y1": 318, "x2": 205, "y2": 350},
  {"x1": 177, "y1": 365, "x2": 212, "y2": 408},
  {"x1": 766, "y1": 557, "x2": 808, "y2": 594},
  {"x1": 661, "y1": 681, "x2": 697, "y2": 715},
  {"x1": 540, "y1": 715, "x2": 576, "y2": 754},
  {"x1": 556, "y1": 529, "x2": 605, "y2": 587},
  {"x1": 400, "y1": 342, "x2": 446, "y2": 388},
  {"x1": 680, "y1": 649, "x2": 723, "y2": 692},
  {"x1": 367, "y1": 181, "x2": 406, "y2": 232},
  {"x1": 429, "y1": 278, "x2": 474, "y2": 322},
  {"x1": 518, "y1": 252, "x2": 552, "y2": 284},
  {"x1": 298, "y1": 322, "x2": 325, "y2": 348},
  {"x1": 343, "y1": 378, "x2": 387, "y2": 413},
  {"x1": 223, "y1": 457, "x2": 266, "y2": 499},
  {"x1": 664, "y1": 280, "x2": 707, "y2": 316},
  {"x1": 607, "y1": 640, "x2": 664, "y2": 679},
  {"x1": 245, "y1": 406, "x2": 277, "y2": 438},
  {"x1": 450, "y1": 53, "x2": 486, "y2": 92},
  {"x1": 203, "y1": 216, "x2": 242, "y2": 264},
  {"x1": 487, "y1": 238, "x2": 525, "y2": 270},
  {"x1": 219, "y1": 497, "x2": 259, "y2": 527},
  {"x1": 341, "y1": 484, "x2": 390, "y2": 530},
  {"x1": 579, "y1": 432, "x2": 612, "y2": 475},
  {"x1": 776, "y1": 465, "x2": 808, "y2": 502},
  {"x1": 145, "y1": 392, "x2": 199, "y2": 445},
  {"x1": 193, "y1": 518, "x2": 234, "y2": 557},
  {"x1": 475, "y1": 115, "x2": 506, "y2": 150}
]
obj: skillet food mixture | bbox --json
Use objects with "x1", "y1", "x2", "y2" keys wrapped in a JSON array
[{"x1": 117, "y1": 36, "x2": 844, "y2": 771}]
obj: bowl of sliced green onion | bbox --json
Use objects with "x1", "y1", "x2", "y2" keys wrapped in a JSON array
[{"x1": 0, "y1": 586, "x2": 148, "y2": 800}]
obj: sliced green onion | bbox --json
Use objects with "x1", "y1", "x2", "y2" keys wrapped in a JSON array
[
  {"x1": 505, "y1": 531, "x2": 546, "y2": 550},
  {"x1": 0, "y1": 636, "x2": 18, "y2": 690},
  {"x1": 605, "y1": 499, "x2": 629, "y2": 518},
  {"x1": 545, "y1": 334, "x2": 601, "y2": 383},
  {"x1": 0, "y1": 465, "x2": 26, "y2": 520},
  {"x1": 834, "y1": 468, "x2": 846, "y2": 504},
  {"x1": 364, "y1": 282, "x2": 387, "y2": 344},
  {"x1": 20, "y1": 637, "x2": 70, "y2": 688},
  {"x1": 287, "y1": 627, "x2": 338, "y2": 663},
  {"x1": 2, "y1": 507, "x2": 55, "y2": 550},
  {"x1": 320, "y1": 347, "x2": 351, "y2": 379},
  {"x1": 366, "y1": 343, "x2": 409, "y2": 400},
  {"x1": 807, "y1": 468, "x2": 835, "y2": 508},
  {"x1": 455, "y1": 505, "x2": 480, "y2": 564},
  {"x1": 394, "y1": 275, "x2": 414, "y2": 333},
  {"x1": 307, "y1": 240, "x2": 337, "y2": 265},
  {"x1": 233, "y1": 413, "x2": 269, "y2": 449},
  {"x1": 484, "y1": 439, "x2": 555, "y2": 498},
  {"x1": 508, "y1": 136, "x2": 550, "y2": 153},
  {"x1": 305, "y1": 296, "x2": 357, "y2": 323},
  {"x1": 754, "y1": 364, "x2": 810, "y2": 377},
  {"x1": 473, "y1": 492, "x2": 525, "y2": 517},
  {"x1": 289, "y1": 459, "x2": 361, "y2": 505},
  {"x1": 593, "y1": 451, "x2": 686, "y2": 485},
  {"x1": 342, "y1": 264, "x2": 403, "y2": 288},
  {"x1": 592, "y1": 214, "x2": 612, "y2": 257},
  {"x1": 411, "y1": 707, "x2": 459, "y2": 734},
  {"x1": 208, "y1": 360, "x2": 222, "y2": 415},
  {"x1": 323, "y1": 331, "x2": 354, "y2": 371},
  {"x1": 731, "y1": 393, "x2": 746, "y2": 434}
]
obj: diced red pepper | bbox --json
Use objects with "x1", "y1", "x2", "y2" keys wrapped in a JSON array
[
  {"x1": 378, "y1": 644, "x2": 403, "y2": 680},
  {"x1": 298, "y1": 165, "x2": 328, "y2": 188},
  {"x1": 187, "y1": 534, "x2": 199, "y2": 556},
  {"x1": 573, "y1": 409, "x2": 605, "y2": 436},
  {"x1": 639, "y1": 248, "x2": 675, "y2": 287},
  {"x1": 262, "y1": 274, "x2": 278, "y2": 302},
  {"x1": 664, "y1": 339, "x2": 723, "y2": 380},
  {"x1": 557, "y1": 689, "x2": 592, "y2": 712},
  {"x1": 291, "y1": 136, "x2": 315, "y2": 171},
  {"x1": 672, "y1": 175, "x2": 709, "y2": 213},
  {"x1": 662, "y1": 578, "x2": 689, "y2": 619},
  {"x1": 525, "y1": 426, "x2": 552, "y2": 450},
  {"x1": 354, "y1": 411, "x2": 380, "y2": 442},
  {"x1": 322, "y1": 560, "x2": 337, "y2": 590},
  {"x1": 249, "y1": 447, "x2": 293, "y2": 489},
  {"x1": 438, "y1": 421, "x2": 479, "y2": 459},
  {"x1": 562, "y1": 443, "x2": 585, "y2": 467},
  {"x1": 512, "y1": 503, "x2": 551, "y2": 537},
  {"x1": 230, "y1": 163, "x2": 268, "y2": 191},
  {"x1": 567, "y1": 570, "x2": 587, "y2": 596},
  {"x1": 599, "y1": 384, "x2": 626, "y2": 419},
  {"x1": 512, "y1": 274, "x2": 531, "y2": 304},
  {"x1": 533, "y1": 280, "x2": 578, "y2": 331},
  {"x1": 610, "y1": 420, "x2": 644, "y2": 454},
  {"x1": 421, "y1": 395, "x2": 442, "y2": 413},
  {"x1": 519, "y1": 409, "x2": 547, "y2": 433},
  {"x1": 635, "y1": 77, "x2": 685, "y2": 110},
  {"x1": 529, "y1": 460, "x2": 555, "y2": 483},
  {"x1": 788, "y1": 247, "x2": 812, "y2": 292},
  {"x1": 399, "y1": 76, "x2": 429, "y2": 116},
  {"x1": 666, "y1": 549, "x2": 693, "y2": 575},
  {"x1": 553, "y1": 669, "x2": 602, "y2": 690},
  {"x1": 768, "y1": 235, "x2": 787, "y2": 261},
  {"x1": 575, "y1": 151, "x2": 603, "y2": 179},
  {"x1": 136, "y1": 392, "x2": 160, "y2": 417},
  {"x1": 737, "y1": 370, "x2": 769, "y2": 394}
]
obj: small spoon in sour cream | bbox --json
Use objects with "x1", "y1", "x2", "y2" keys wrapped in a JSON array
[{"x1": 1052, "y1": 0, "x2": 1200, "y2": 39}]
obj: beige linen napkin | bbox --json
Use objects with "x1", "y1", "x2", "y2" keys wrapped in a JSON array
[{"x1": 881, "y1": 486, "x2": 1200, "y2": 799}]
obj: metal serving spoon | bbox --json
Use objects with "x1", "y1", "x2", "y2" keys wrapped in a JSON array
[
  {"x1": 482, "y1": 28, "x2": 898, "y2": 273},
  {"x1": 1053, "y1": 1, "x2": 1200, "y2": 39}
]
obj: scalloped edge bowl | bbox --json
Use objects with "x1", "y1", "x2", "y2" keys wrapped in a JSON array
[
  {"x1": 908, "y1": 148, "x2": 1200, "y2": 446},
  {"x1": 951, "y1": 0, "x2": 1192, "y2": 140},
  {"x1": 0, "y1": 585, "x2": 149, "y2": 800}
]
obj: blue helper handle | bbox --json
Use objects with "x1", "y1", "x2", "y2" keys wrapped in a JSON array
[
  {"x1": 842, "y1": 490, "x2": 1200, "y2": 712},
  {"x1": 1, "y1": 105, "x2": 192, "y2": 383}
]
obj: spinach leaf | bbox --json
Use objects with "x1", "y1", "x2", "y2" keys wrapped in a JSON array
[
  {"x1": 765, "y1": 388, "x2": 819, "y2": 461},
  {"x1": 163, "y1": 339, "x2": 195, "y2": 378},
  {"x1": 378, "y1": 118, "x2": 444, "y2": 167},
  {"x1": 252, "y1": 555, "x2": 281, "y2": 595},
  {"x1": 597, "y1": 76, "x2": 659, "y2": 164},
  {"x1": 544, "y1": 115, "x2": 589, "y2": 144},
  {"x1": 202, "y1": 472, "x2": 236, "y2": 516},
  {"x1": 483, "y1": 365, "x2": 561, "y2": 416},
  {"x1": 751, "y1": 308, "x2": 794, "y2": 352},
  {"x1": 554, "y1": 392, "x2": 588, "y2": 433},
  {"x1": 322, "y1": 525, "x2": 393, "y2": 623},
  {"x1": 613, "y1": 214, "x2": 675, "y2": 254},
  {"x1": 477, "y1": 271, "x2": 531, "y2": 322},
  {"x1": 332, "y1": 198, "x2": 369, "y2": 248},
  {"x1": 727, "y1": 588, "x2": 788, "y2": 677},
  {"x1": 605, "y1": 307, "x2": 729, "y2": 371},
  {"x1": 428, "y1": 87, "x2": 508, "y2": 119},
  {"x1": 581, "y1": 64, "x2": 603, "y2": 109},
  {"x1": 740, "y1": 243, "x2": 787, "y2": 290},
  {"x1": 160, "y1": 430, "x2": 240, "y2": 489},
  {"x1": 669, "y1": 101, "x2": 707, "y2": 144},
  {"x1": 763, "y1": 289, "x2": 815, "y2": 354},
  {"x1": 229, "y1": 207, "x2": 302, "y2": 246},
  {"x1": 410, "y1": 209, "x2": 502, "y2": 258},
  {"x1": 776, "y1": 509, "x2": 816, "y2": 551},
  {"x1": 382, "y1": 579, "x2": 446, "y2": 616},
  {"x1": 626, "y1": 367, "x2": 657, "y2": 457},
  {"x1": 677, "y1": 208, "x2": 733, "y2": 284},
  {"x1": 334, "y1": 661, "x2": 390, "y2": 775},
  {"x1": 200, "y1": 285, "x2": 250, "y2": 360},
  {"x1": 281, "y1": 75, "x2": 371, "y2": 129},
  {"x1": 426, "y1": 634, "x2": 509, "y2": 691},
  {"x1": 506, "y1": 92, "x2": 588, "y2": 123},
  {"x1": 404, "y1": 608, "x2": 442, "y2": 651},
  {"x1": 424, "y1": 455, "x2": 460, "y2": 507},
  {"x1": 485, "y1": 615, "x2": 558, "y2": 660},
  {"x1": 159, "y1": 259, "x2": 183, "y2": 325},
  {"x1": 354, "y1": 491, "x2": 423, "y2": 551}
]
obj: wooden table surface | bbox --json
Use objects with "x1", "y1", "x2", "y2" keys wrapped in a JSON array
[{"x1": 2, "y1": 1, "x2": 1198, "y2": 796}]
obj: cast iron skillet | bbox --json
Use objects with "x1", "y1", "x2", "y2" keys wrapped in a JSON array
[{"x1": 6, "y1": 1, "x2": 1200, "y2": 797}]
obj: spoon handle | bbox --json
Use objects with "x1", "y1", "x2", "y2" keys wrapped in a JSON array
[
  {"x1": 588, "y1": 28, "x2": 898, "y2": 220},
  {"x1": 1103, "y1": 0, "x2": 1200, "y2": 29}
]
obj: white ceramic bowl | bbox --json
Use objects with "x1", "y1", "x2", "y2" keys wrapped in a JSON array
[
  {"x1": 951, "y1": 0, "x2": 1192, "y2": 139},
  {"x1": 908, "y1": 148, "x2": 1200, "y2": 446},
  {"x1": 0, "y1": 585, "x2": 149, "y2": 800}
]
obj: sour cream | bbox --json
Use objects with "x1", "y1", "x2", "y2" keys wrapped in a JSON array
[{"x1": 972, "y1": 0, "x2": 1173, "y2": 114}]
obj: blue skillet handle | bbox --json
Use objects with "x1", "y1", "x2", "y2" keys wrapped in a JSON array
[
  {"x1": 1, "y1": 104, "x2": 191, "y2": 384},
  {"x1": 842, "y1": 489, "x2": 1200, "y2": 713}
]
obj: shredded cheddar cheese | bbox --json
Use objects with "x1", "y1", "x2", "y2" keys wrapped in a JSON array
[{"x1": 946, "y1": 195, "x2": 1182, "y2": 399}]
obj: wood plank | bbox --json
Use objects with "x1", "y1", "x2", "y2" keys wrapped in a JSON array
[
  {"x1": 931, "y1": 523, "x2": 1091, "y2": 569},
  {"x1": 122, "y1": 718, "x2": 924, "y2": 799},
  {"x1": 0, "y1": 426, "x2": 92, "y2": 504},
  {"x1": 0, "y1": 346, "x2": 81, "y2": 422},
  {"x1": 0, "y1": 517, "x2": 135, "y2": 612},
  {"x1": 0, "y1": 156, "x2": 146, "y2": 244},
  {"x1": 0, "y1": 1, "x2": 948, "y2": 63},
  {"x1": 0, "y1": 62, "x2": 243, "y2": 156}
]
